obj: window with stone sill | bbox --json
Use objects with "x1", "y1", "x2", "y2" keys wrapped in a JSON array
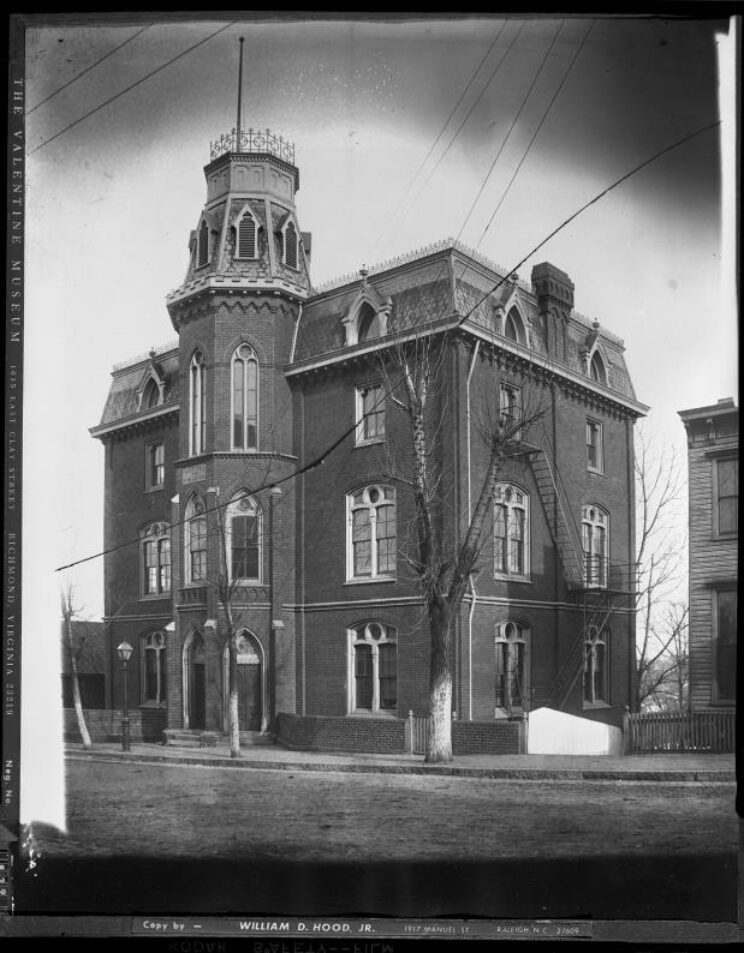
[
  {"x1": 495, "y1": 622, "x2": 528, "y2": 713},
  {"x1": 586, "y1": 418, "x2": 603, "y2": 473},
  {"x1": 146, "y1": 442, "x2": 165, "y2": 490},
  {"x1": 355, "y1": 382, "x2": 385, "y2": 445},
  {"x1": 185, "y1": 496, "x2": 207, "y2": 584},
  {"x1": 347, "y1": 485, "x2": 396, "y2": 581},
  {"x1": 494, "y1": 484, "x2": 529, "y2": 579},
  {"x1": 348, "y1": 622, "x2": 397, "y2": 714},
  {"x1": 583, "y1": 626, "x2": 608, "y2": 705},
  {"x1": 141, "y1": 631, "x2": 167, "y2": 706},
  {"x1": 141, "y1": 523, "x2": 170, "y2": 596}
]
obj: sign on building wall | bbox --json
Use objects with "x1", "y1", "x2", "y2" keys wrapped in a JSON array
[{"x1": 182, "y1": 464, "x2": 207, "y2": 485}]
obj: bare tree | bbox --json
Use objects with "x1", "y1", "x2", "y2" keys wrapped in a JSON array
[
  {"x1": 60, "y1": 580, "x2": 92, "y2": 750},
  {"x1": 382, "y1": 331, "x2": 544, "y2": 762},
  {"x1": 634, "y1": 426, "x2": 689, "y2": 711},
  {"x1": 638, "y1": 603, "x2": 689, "y2": 711}
]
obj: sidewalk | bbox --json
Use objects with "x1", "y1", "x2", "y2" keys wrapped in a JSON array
[{"x1": 65, "y1": 740, "x2": 736, "y2": 782}]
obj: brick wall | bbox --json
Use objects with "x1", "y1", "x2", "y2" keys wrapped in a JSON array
[
  {"x1": 277, "y1": 713, "x2": 405, "y2": 753},
  {"x1": 452, "y1": 719, "x2": 523, "y2": 754},
  {"x1": 63, "y1": 707, "x2": 166, "y2": 743}
]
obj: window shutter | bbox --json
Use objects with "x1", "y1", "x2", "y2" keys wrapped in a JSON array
[{"x1": 238, "y1": 215, "x2": 256, "y2": 258}]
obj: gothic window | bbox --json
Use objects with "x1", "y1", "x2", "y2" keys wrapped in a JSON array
[
  {"x1": 583, "y1": 626, "x2": 608, "y2": 704},
  {"x1": 146, "y1": 442, "x2": 165, "y2": 490},
  {"x1": 236, "y1": 207, "x2": 259, "y2": 259},
  {"x1": 231, "y1": 344, "x2": 258, "y2": 450},
  {"x1": 227, "y1": 494, "x2": 262, "y2": 583},
  {"x1": 495, "y1": 622, "x2": 527, "y2": 711},
  {"x1": 586, "y1": 419, "x2": 603, "y2": 473},
  {"x1": 141, "y1": 631, "x2": 167, "y2": 705},
  {"x1": 142, "y1": 523, "x2": 171, "y2": 596},
  {"x1": 189, "y1": 351, "x2": 206, "y2": 456},
  {"x1": 197, "y1": 220, "x2": 209, "y2": 268},
  {"x1": 185, "y1": 496, "x2": 207, "y2": 583},
  {"x1": 582, "y1": 504, "x2": 609, "y2": 587},
  {"x1": 349, "y1": 623, "x2": 397, "y2": 713},
  {"x1": 142, "y1": 378, "x2": 161, "y2": 409},
  {"x1": 283, "y1": 220, "x2": 298, "y2": 269},
  {"x1": 355, "y1": 382, "x2": 385, "y2": 444},
  {"x1": 590, "y1": 351, "x2": 607, "y2": 385},
  {"x1": 347, "y1": 485, "x2": 396, "y2": 581},
  {"x1": 504, "y1": 308, "x2": 526, "y2": 345},
  {"x1": 494, "y1": 485, "x2": 529, "y2": 578}
]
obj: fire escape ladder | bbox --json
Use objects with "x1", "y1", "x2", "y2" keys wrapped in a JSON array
[
  {"x1": 549, "y1": 590, "x2": 616, "y2": 711},
  {"x1": 529, "y1": 431, "x2": 585, "y2": 589}
]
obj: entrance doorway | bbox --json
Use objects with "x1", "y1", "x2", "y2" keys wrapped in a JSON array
[{"x1": 189, "y1": 634, "x2": 206, "y2": 729}]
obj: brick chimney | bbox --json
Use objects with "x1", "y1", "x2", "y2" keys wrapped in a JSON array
[{"x1": 531, "y1": 262, "x2": 575, "y2": 363}]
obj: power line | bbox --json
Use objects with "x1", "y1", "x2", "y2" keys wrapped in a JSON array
[
  {"x1": 456, "y1": 19, "x2": 565, "y2": 244},
  {"x1": 369, "y1": 20, "x2": 508, "y2": 259},
  {"x1": 54, "y1": 117, "x2": 720, "y2": 574},
  {"x1": 28, "y1": 22, "x2": 236, "y2": 155},
  {"x1": 27, "y1": 25, "x2": 153, "y2": 115},
  {"x1": 476, "y1": 18, "x2": 595, "y2": 249}
]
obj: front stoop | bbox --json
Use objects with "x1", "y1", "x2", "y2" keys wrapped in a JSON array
[{"x1": 162, "y1": 729, "x2": 275, "y2": 748}]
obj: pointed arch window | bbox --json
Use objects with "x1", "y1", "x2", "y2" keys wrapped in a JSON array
[
  {"x1": 142, "y1": 378, "x2": 161, "y2": 409},
  {"x1": 197, "y1": 220, "x2": 209, "y2": 268},
  {"x1": 358, "y1": 303, "x2": 383, "y2": 343},
  {"x1": 347, "y1": 485, "x2": 396, "y2": 581},
  {"x1": 189, "y1": 351, "x2": 206, "y2": 456},
  {"x1": 141, "y1": 522, "x2": 171, "y2": 596},
  {"x1": 185, "y1": 496, "x2": 207, "y2": 583},
  {"x1": 227, "y1": 494, "x2": 262, "y2": 583},
  {"x1": 348, "y1": 622, "x2": 397, "y2": 713},
  {"x1": 231, "y1": 344, "x2": 258, "y2": 450},
  {"x1": 504, "y1": 308, "x2": 526, "y2": 345},
  {"x1": 590, "y1": 351, "x2": 607, "y2": 385},
  {"x1": 236, "y1": 207, "x2": 259, "y2": 259},
  {"x1": 494, "y1": 484, "x2": 529, "y2": 578},
  {"x1": 495, "y1": 622, "x2": 527, "y2": 711},
  {"x1": 141, "y1": 631, "x2": 167, "y2": 705},
  {"x1": 582, "y1": 504, "x2": 608, "y2": 587},
  {"x1": 283, "y1": 220, "x2": 298, "y2": 269},
  {"x1": 583, "y1": 626, "x2": 608, "y2": 704}
]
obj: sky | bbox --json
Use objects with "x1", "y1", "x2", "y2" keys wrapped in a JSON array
[{"x1": 20, "y1": 13, "x2": 737, "y2": 825}]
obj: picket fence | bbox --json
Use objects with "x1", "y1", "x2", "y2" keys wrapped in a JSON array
[{"x1": 627, "y1": 709, "x2": 735, "y2": 754}]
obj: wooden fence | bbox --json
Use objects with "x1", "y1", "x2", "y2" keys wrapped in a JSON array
[{"x1": 626, "y1": 710, "x2": 735, "y2": 754}]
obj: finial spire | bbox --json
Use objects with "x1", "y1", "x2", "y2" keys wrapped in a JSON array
[{"x1": 236, "y1": 36, "x2": 245, "y2": 151}]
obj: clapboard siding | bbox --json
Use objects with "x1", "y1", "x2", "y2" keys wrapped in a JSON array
[{"x1": 681, "y1": 407, "x2": 738, "y2": 711}]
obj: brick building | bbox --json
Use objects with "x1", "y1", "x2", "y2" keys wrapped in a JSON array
[
  {"x1": 678, "y1": 398, "x2": 738, "y2": 710},
  {"x1": 90, "y1": 126, "x2": 647, "y2": 752}
]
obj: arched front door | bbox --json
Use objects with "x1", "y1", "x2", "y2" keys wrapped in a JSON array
[
  {"x1": 225, "y1": 632, "x2": 263, "y2": 731},
  {"x1": 189, "y1": 633, "x2": 206, "y2": 729}
]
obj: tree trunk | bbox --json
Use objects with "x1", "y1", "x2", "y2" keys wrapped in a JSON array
[
  {"x1": 64, "y1": 618, "x2": 92, "y2": 750},
  {"x1": 425, "y1": 596, "x2": 453, "y2": 763},
  {"x1": 227, "y1": 632, "x2": 241, "y2": 758}
]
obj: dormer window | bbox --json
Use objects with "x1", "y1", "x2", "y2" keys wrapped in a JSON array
[
  {"x1": 358, "y1": 303, "x2": 383, "y2": 343},
  {"x1": 236, "y1": 206, "x2": 259, "y2": 260},
  {"x1": 590, "y1": 351, "x2": 607, "y2": 385},
  {"x1": 197, "y1": 220, "x2": 209, "y2": 268},
  {"x1": 142, "y1": 378, "x2": 161, "y2": 410},
  {"x1": 283, "y1": 220, "x2": 298, "y2": 269},
  {"x1": 504, "y1": 307, "x2": 526, "y2": 345}
]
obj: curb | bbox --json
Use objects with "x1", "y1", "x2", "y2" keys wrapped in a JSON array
[{"x1": 65, "y1": 750, "x2": 736, "y2": 783}]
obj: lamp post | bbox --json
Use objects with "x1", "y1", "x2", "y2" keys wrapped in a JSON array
[
  {"x1": 117, "y1": 641, "x2": 133, "y2": 751},
  {"x1": 267, "y1": 486, "x2": 283, "y2": 732}
]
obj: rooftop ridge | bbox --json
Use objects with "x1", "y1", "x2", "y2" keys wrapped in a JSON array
[
  {"x1": 113, "y1": 339, "x2": 179, "y2": 372},
  {"x1": 571, "y1": 309, "x2": 624, "y2": 347}
]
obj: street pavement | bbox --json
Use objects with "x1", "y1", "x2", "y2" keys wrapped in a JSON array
[{"x1": 65, "y1": 738, "x2": 736, "y2": 781}]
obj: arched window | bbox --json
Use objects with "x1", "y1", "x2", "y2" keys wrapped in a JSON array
[
  {"x1": 283, "y1": 221, "x2": 298, "y2": 269},
  {"x1": 583, "y1": 626, "x2": 608, "y2": 704},
  {"x1": 504, "y1": 307, "x2": 526, "y2": 345},
  {"x1": 582, "y1": 504, "x2": 608, "y2": 587},
  {"x1": 197, "y1": 220, "x2": 209, "y2": 268},
  {"x1": 189, "y1": 351, "x2": 206, "y2": 456},
  {"x1": 185, "y1": 496, "x2": 207, "y2": 583},
  {"x1": 236, "y1": 207, "x2": 259, "y2": 259},
  {"x1": 495, "y1": 622, "x2": 527, "y2": 711},
  {"x1": 347, "y1": 485, "x2": 396, "y2": 581},
  {"x1": 141, "y1": 631, "x2": 167, "y2": 705},
  {"x1": 494, "y1": 484, "x2": 529, "y2": 578},
  {"x1": 142, "y1": 378, "x2": 161, "y2": 409},
  {"x1": 231, "y1": 344, "x2": 258, "y2": 450},
  {"x1": 358, "y1": 303, "x2": 383, "y2": 343},
  {"x1": 141, "y1": 522, "x2": 170, "y2": 596},
  {"x1": 227, "y1": 494, "x2": 262, "y2": 583},
  {"x1": 349, "y1": 622, "x2": 397, "y2": 713},
  {"x1": 590, "y1": 351, "x2": 607, "y2": 385}
]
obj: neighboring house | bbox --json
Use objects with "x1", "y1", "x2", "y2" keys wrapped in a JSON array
[
  {"x1": 89, "y1": 124, "x2": 647, "y2": 752},
  {"x1": 61, "y1": 620, "x2": 106, "y2": 709},
  {"x1": 678, "y1": 398, "x2": 738, "y2": 710}
]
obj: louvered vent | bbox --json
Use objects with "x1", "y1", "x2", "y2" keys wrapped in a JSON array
[
  {"x1": 285, "y1": 221, "x2": 298, "y2": 269},
  {"x1": 238, "y1": 215, "x2": 257, "y2": 259}
]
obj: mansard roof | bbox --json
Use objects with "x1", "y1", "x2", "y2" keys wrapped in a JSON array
[{"x1": 93, "y1": 342, "x2": 179, "y2": 434}]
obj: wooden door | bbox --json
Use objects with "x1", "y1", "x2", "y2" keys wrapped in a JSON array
[{"x1": 237, "y1": 662, "x2": 261, "y2": 731}]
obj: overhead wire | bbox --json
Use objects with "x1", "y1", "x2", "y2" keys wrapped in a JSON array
[
  {"x1": 27, "y1": 25, "x2": 153, "y2": 115},
  {"x1": 28, "y1": 22, "x2": 236, "y2": 155}
]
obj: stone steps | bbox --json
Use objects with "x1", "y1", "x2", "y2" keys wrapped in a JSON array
[{"x1": 162, "y1": 729, "x2": 275, "y2": 748}]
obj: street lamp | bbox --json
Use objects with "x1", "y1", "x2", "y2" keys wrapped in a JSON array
[
  {"x1": 268, "y1": 486, "x2": 283, "y2": 733},
  {"x1": 117, "y1": 641, "x2": 133, "y2": 752}
]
